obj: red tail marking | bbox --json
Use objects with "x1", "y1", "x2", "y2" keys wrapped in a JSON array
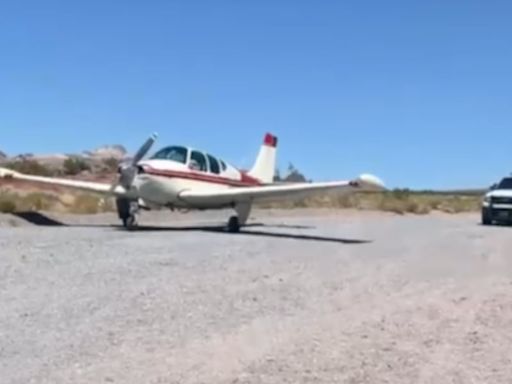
[{"x1": 264, "y1": 133, "x2": 278, "y2": 148}]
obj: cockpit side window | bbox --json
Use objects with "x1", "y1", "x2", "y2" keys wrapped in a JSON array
[
  {"x1": 207, "y1": 154, "x2": 220, "y2": 174},
  {"x1": 190, "y1": 150, "x2": 208, "y2": 172},
  {"x1": 151, "y1": 146, "x2": 188, "y2": 164},
  {"x1": 220, "y1": 160, "x2": 227, "y2": 171}
]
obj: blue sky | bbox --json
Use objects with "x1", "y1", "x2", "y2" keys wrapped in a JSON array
[{"x1": 1, "y1": 0, "x2": 511, "y2": 189}]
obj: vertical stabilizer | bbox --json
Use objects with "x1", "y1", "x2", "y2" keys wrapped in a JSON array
[{"x1": 247, "y1": 133, "x2": 278, "y2": 184}]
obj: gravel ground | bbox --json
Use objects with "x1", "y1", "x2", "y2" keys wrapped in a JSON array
[{"x1": 1, "y1": 209, "x2": 512, "y2": 383}]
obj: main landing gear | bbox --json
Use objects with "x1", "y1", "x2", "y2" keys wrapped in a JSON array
[
  {"x1": 227, "y1": 216, "x2": 240, "y2": 233},
  {"x1": 116, "y1": 199, "x2": 253, "y2": 233},
  {"x1": 116, "y1": 198, "x2": 140, "y2": 230},
  {"x1": 227, "y1": 203, "x2": 251, "y2": 233}
]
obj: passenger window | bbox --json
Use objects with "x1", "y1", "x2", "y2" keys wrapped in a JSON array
[
  {"x1": 207, "y1": 154, "x2": 220, "y2": 174},
  {"x1": 189, "y1": 150, "x2": 207, "y2": 172}
]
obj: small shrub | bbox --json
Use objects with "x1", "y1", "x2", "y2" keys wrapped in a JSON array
[
  {"x1": 335, "y1": 193, "x2": 357, "y2": 208},
  {"x1": 0, "y1": 199, "x2": 16, "y2": 213},
  {"x1": 378, "y1": 197, "x2": 406, "y2": 215},
  {"x1": 437, "y1": 196, "x2": 479, "y2": 213},
  {"x1": 391, "y1": 188, "x2": 411, "y2": 200},
  {"x1": 70, "y1": 194, "x2": 101, "y2": 214},
  {"x1": 63, "y1": 157, "x2": 91, "y2": 175},
  {"x1": 102, "y1": 157, "x2": 120, "y2": 173},
  {"x1": 20, "y1": 192, "x2": 55, "y2": 211},
  {"x1": 5, "y1": 159, "x2": 54, "y2": 176},
  {"x1": 426, "y1": 198, "x2": 442, "y2": 211},
  {"x1": 406, "y1": 200, "x2": 431, "y2": 214}
]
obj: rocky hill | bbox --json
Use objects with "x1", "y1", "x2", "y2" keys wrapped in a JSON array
[
  {"x1": 82, "y1": 145, "x2": 127, "y2": 159},
  {"x1": 0, "y1": 144, "x2": 129, "y2": 178},
  {"x1": 1, "y1": 144, "x2": 126, "y2": 161}
]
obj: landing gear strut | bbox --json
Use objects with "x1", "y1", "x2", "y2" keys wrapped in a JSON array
[
  {"x1": 227, "y1": 203, "x2": 251, "y2": 233},
  {"x1": 116, "y1": 198, "x2": 140, "y2": 230}
]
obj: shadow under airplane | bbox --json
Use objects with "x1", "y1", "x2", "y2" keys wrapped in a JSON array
[
  {"x1": 131, "y1": 224, "x2": 370, "y2": 244},
  {"x1": 10, "y1": 211, "x2": 371, "y2": 245},
  {"x1": 12, "y1": 211, "x2": 66, "y2": 226}
]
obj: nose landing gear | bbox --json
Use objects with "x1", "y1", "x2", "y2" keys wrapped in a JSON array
[{"x1": 116, "y1": 198, "x2": 140, "y2": 230}]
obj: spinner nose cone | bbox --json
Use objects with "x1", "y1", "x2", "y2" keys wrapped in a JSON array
[{"x1": 357, "y1": 173, "x2": 386, "y2": 190}]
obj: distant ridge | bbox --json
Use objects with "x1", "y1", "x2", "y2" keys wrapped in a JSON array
[
  {"x1": 423, "y1": 188, "x2": 486, "y2": 195},
  {"x1": 83, "y1": 144, "x2": 127, "y2": 159}
]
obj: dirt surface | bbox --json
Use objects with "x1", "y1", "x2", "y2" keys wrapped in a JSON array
[{"x1": 1, "y1": 209, "x2": 512, "y2": 383}]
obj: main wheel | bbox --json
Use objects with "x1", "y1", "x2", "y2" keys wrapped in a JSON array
[
  {"x1": 227, "y1": 216, "x2": 240, "y2": 233},
  {"x1": 123, "y1": 215, "x2": 138, "y2": 230},
  {"x1": 481, "y1": 209, "x2": 492, "y2": 226}
]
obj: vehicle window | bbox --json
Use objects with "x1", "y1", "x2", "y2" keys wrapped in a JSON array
[
  {"x1": 498, "y1": 178, "x2": 512, "y2": 189},
  {"x1": 190, "y1": 150, "x2": 207, "y2": 172},
  {"x1": 150, "y1": 146, "x2": 188, "y2": 164},
  {"x1": 207, "y1": 154, "x2": 220, "y2": 174},
  {"x1": 220, "y1": 160, "x2": 227, "y2": 171}
]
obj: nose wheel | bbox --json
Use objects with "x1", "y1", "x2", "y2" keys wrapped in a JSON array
[
  {"x1": 117, "y1": 198, "x2": 140, "y2": 230},
  {"x1": 122, "y1": 214, "x2": 138, "y2": 230}
]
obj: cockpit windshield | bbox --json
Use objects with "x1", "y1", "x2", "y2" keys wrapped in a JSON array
[
  {"x1": 497, "y1": 177, "x2": 512, "y2": 189},
  {"x1": 150, "y1": 146, "x2": 188, "y2": 164}
]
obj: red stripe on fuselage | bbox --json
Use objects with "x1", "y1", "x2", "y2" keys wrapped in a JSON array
[
  {"x1": 240, "y1": 171, "x2": 261, "y2": 185},
  {"x1": 143, "y1": 167, "x2": 262, "y2": 187}
]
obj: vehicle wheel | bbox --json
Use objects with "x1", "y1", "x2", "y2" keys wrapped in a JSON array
[
  {"x1": 481, "y1": 209, "x2": 492, "y2": 225},
  {"x1": 227, "y1": 216, "x2": 240, "y2": 233}
]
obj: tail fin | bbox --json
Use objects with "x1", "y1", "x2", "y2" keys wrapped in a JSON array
[{"x1": 247, "y1": 133, "x2": 278, "y2": 184}]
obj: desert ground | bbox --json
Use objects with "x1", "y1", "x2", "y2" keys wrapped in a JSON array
[{"x1": 1, "y1": 209, "x2": 512, "y2": 383}]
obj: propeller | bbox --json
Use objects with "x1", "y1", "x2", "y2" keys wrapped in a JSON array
[{"x1": 111, "y1": 133, "x2": 158, "y2": 192}]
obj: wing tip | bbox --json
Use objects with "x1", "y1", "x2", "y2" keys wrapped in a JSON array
[{"x1": 357, "y1": 173, "x2": 386, "y2": 190}]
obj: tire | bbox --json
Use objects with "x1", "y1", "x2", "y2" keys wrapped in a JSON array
[
  {"x1": 123, "y1": 215, "x2": 138, "y2": 230},
  {"x1": 227, "y1": 216, "x2": 240, "y2": 233},
  {"x1": 481, "y1": 209, "x2": 492, "y2": 225}
]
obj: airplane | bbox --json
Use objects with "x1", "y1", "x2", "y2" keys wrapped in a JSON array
[{"x1": 0, "y1": 133, "x2": 385, "y2": 232}]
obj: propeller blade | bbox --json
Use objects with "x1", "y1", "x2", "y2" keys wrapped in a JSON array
[
  {"x1": 108, "y1": 133, "x2": 158, "y2": 193},
  {"x1": 132, "y1": 132, "x2": 158, "y2": 165}
]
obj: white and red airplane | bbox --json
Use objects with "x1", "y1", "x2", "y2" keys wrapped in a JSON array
[{"x1": 0, "y1": 133, "x2": 385, "y2": 231}]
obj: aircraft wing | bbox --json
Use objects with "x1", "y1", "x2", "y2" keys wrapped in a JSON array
[
  {"x1": 0, "y1": 167, "x2": 126, "y2": 196},
  {"x1": 178, "y1": 174, "x2": 385, "y2": 207}
]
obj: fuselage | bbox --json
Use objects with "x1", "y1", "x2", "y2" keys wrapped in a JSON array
[{"x1": 129, "y1": 145, "x2": 262, "y2": 209}]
